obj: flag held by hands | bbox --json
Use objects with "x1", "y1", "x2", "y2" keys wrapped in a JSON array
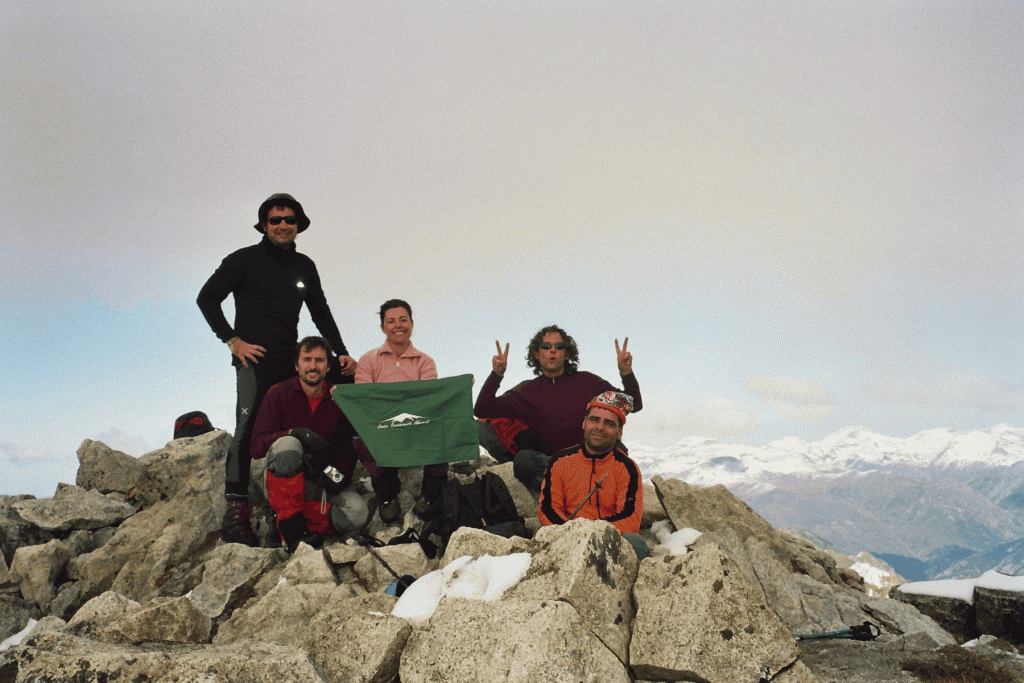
[{"x1": 332, "y1": 374, "x2": 479, "y2": 467}]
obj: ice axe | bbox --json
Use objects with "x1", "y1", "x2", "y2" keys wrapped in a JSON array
[
  {"x1": 567, "y1": 474, "x2": 608, "y2": 520},
  {"x1": 354, "y1": 535, "x2": 416, "y2": 597},
  {"x1": 796, "y1": 621, "x2": 880, "y2": 642}
]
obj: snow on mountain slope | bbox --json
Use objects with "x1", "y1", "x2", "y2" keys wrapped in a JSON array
[{"x1": 626, "y1": 423, "x2": 1024, "y2": 489}]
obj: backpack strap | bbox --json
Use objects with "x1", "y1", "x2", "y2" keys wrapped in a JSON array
[{"x1": 456, "y1": 475, "x2": 488, "y2": 523}]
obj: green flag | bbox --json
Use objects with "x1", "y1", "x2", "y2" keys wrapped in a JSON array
[{"x1": 332, "y1": 374, "x2": 479, "y2": 467}]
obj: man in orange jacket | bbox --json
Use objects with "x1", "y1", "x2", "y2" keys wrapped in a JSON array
[{"x1": 537, "y1": 391, "x2": 648, "y2": 558}]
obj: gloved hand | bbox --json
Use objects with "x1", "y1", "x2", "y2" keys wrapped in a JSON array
[
  {"x1": 290, "y1": 427, "x2": 329, "y2": 453},
  {"x1": 513, "y1": 427, "x2": 544, "y2": 454},
  {"x1": 290, "y1": 428, "x2": 331, "y2": 471}
]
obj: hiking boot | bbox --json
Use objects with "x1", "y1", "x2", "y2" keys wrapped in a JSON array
[
  {"x1": 412, "y1": 497, "x2": 432, "y2": 519},
  {"x1": 379, "y1": 498, "x2": 402, "y2": 524},
  {"x1": 277, "y1": 514, "x2": 324, "y2": 553},
  {"x1": 451, "y1": 461, "x2": 477, "y2": 475},
  {"x1": 221, "y1": 500, "x2": 259, "y2": 547}
]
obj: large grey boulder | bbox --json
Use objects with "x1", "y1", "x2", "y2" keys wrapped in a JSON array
[
  {"x1": 400, "y1": 597, "x2": 630, "y2": 683},
  {"x1": 76, "y1": 439, "x2": 143, "y2": 494},
  {"x1": 893, "y1": 587, "x2": 978, "y2": 644},
  {"x1": 630, "y1": 542, "x2": 799, "y2": 683},
  {"x1": 307, "y1": 592, "x2": 409, "y2": 683},
  {"x1": 212, "y1": 581, "x2": 347, "y2": 645},
  {"x1": 9, "y1": 538, "x2": 71, "y2": 609},
  {"x1": 7, "y1": 630, "x2": 328, "y2": 682},
  {"x1": 66, "y1": 432, "x2": 229, "y2": 605},
  {"x1": 133, "y1": 430, "x2": 229, "y2": 507},
  {"x1": 509, "y1": 519, "x2": 638, "y2": 664},
  {"x1": 65, "y1": 590, "x2": 141, "y2": 643},
  {"x1": 187, "y1": 543, "x2": 284, "y2": 619},
  {"x1": 0, "y1": 494, "x2": 55, "y2": 568},
  {"x1": 653, "y1": 476, "x2": 854, "y2": 589},
  {"x1": 11, "y1": 484, "x2": 137, "y2": 532},
  {"x1": 116, "y1": 595, "x2": 212, "y2": 644},
  {"x1": 857, "y1": 593, "x2": 956, "y2": 645},
  {"x1": 974, "y1": 585, "x2": 1024, "y2": 646},
  {"x1": 441, "y1": 525, "x2": 535, "y2": 565},
  {"x1": 281, "y1": 541, "x2": 338, "y2": 584}
]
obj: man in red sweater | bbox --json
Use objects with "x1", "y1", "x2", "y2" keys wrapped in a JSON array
[
  {"x1": 250, "y1": 336, "x2": 368, "y2": 551},
  {"x1": 537, "y1": 391, "x2": 648, "y2": 559}
]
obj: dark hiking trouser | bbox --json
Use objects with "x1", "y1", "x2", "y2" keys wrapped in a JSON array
[
  {"x1": 226, "y1": 359, "x2": 295, "y2": 501},
  {"x1": 354, "y1": 438, "x2": 448, "y2": 502}
]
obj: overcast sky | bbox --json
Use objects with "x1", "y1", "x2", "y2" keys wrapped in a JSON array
[{"x1": 2, "y1": 1, "x2": 1021, "y2": 497}]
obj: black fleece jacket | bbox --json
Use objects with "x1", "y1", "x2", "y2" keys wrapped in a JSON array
[{"x1": 197, "y1": 236, "x2": 347, "y2": 366}]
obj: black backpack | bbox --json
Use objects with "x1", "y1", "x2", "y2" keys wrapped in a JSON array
[{"x1": 425, "y1": 471, "x2": 531, "y2": 548}]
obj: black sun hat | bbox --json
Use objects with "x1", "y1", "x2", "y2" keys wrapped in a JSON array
[{"x1": 254, "y1": 193, "x2": 311, "y2": 234}]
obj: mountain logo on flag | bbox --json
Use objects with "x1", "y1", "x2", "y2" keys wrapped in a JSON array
[{"x1": 378, "y1": 413, "x2": 431, "y2": 429}]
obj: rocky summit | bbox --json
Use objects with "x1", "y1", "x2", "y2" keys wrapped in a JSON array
[{"x1": 2, "y1": 431, "x2": 1023, "y2": 683}]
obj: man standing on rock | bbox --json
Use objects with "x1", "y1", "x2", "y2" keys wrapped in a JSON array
[
  {"x1": 197, "y1": 193, "x2": 356, "y2": 545},
  {"x1": 537, "y1": 391, "x2": 647, "y2": 558},
  {"x1": 474, "y1": 325, "x2": 642, "y2": 491},
  {"x1": 250, "y1": 336, "x2": 368, "y2": 551}
]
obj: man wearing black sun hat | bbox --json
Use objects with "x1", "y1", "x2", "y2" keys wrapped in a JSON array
[{"x1": 198, "y1": 193, "x2": 357, "y2": 546}]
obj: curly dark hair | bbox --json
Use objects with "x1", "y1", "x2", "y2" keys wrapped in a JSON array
[{"x1": 526, "y1": 325, "x2": 579, "y2": 376}]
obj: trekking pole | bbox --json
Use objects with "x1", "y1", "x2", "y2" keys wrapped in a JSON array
[
  {"x1": 567, "y1": 474, "x2": 608, "y2": 520},
  {"x1": 796, "y1": 621, "x2": 880, "y2": 642},
  {"x1": 355, "y1": 535, "x2": 416, "y2": 596}
]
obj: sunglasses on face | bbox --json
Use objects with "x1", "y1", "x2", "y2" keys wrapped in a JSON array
[
  {"x1": 267, "y1": 216, "x2": 298, "y2": 225},
  {"x1": 538, "y1": 342, "x2": 567, "y2": 350}
]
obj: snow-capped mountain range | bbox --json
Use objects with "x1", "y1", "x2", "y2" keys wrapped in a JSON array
[
  {"x1": 628, "y1": 423, "x2": 1024, "y2": 488},
  {"x1": 625, "y1": 424, "x2": 1024, "y2": 580}
]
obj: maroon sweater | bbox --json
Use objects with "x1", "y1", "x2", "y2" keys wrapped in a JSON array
[
  {"x1": 474, "y1": 370, "x2": 642, "y2": 455},
  {"x1": 250, "y1": 376, "x2": 356, "y2": 479}
]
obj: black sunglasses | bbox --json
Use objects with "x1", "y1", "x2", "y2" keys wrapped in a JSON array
[
  {"x1": 538, "y1": 342, "x2": 567, "y2": 350},
  {"x1": 267, "y1": 216, "x2": 298, "y2": 225}
]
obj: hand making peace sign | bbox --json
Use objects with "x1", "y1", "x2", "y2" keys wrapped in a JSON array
[
  {"x1": 493, "y1": 340, "x2": 510, "y2": 376},
  {"x1": 615, "y1": 338, "x2": 632, "y2": 376}
]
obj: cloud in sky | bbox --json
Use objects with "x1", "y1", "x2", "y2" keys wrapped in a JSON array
[
  {"x1": 630, "y1": 398, "x2": 764, "y2": 446},
  {"x1": 744, "y1": 375, "x2": 838, "y2": 423},
  {"x1": 866, "y1": 366, "x2": 1024, "y2": 413},
  {"x1": 0, "y1": 441, "x2": 52, "y2": 466}
]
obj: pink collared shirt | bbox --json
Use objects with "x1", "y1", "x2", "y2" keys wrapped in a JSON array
[{"x1": 355, "y1": 342, "x2": 438, "y2": 384}]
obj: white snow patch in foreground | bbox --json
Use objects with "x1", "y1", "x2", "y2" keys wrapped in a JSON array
[
  {"x1": 651, "y1": 521, "x2": 702, "y2": 556},
  {"x1": 392, "y1": 553, "x2": 532, "y2": 627},
  {"x1": 897, "y1": 570, "x2": 1024, "y2": 604}
]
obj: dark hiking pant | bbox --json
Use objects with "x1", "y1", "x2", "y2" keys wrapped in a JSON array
[{"x1": 225, "y1": 359, "x2": 295, "y2": 501}]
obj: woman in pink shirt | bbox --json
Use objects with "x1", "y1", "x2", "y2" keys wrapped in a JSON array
[{"x1": 355, "y1": 299, "x2": 445, "y2": 522}]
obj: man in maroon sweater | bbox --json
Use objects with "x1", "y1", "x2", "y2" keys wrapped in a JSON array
[
  {"x1": 251, "y1": 336, "x2": 368, "y2": 550},
  {"x1": 474, "y1": 325, "x2": 642, "y2": 491}
]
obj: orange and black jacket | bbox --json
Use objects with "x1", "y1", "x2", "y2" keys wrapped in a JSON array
[{"x1": 538, "y1": 444, "x2": 643, "y2": 535}]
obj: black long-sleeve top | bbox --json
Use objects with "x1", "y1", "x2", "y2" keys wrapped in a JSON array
[{"x1": 197, "y1": 236, "x2": 347, "y2": 366}]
